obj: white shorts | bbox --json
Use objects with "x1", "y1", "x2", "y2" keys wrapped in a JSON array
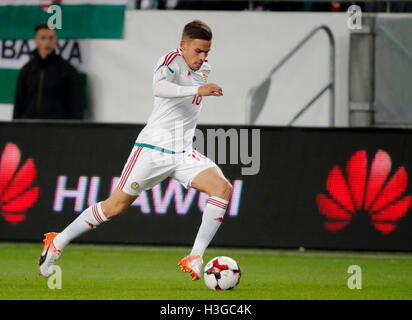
[{"x1": 117, "y1": 144, "x2": 217, "y2": 196}]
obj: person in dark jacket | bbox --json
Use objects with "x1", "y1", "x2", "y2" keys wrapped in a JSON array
[{"x1": 13, "y1": 23, "x2": 85, "y2": 120}]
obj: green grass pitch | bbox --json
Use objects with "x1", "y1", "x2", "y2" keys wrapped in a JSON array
[{"x1": 1, "y1": 242, "x2": 412, "y2": 300}]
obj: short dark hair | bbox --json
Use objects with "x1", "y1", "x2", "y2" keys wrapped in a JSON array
[
  {"x1": 34, "y1": 22, "x2": 54, "y2": 34},
  {"x1": 182, "y1": 20, "x2": 212, "y2": 41}
]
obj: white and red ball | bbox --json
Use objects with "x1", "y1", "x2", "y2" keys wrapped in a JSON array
[{"x1": 203, "y1": 256, "x2": 241, "y2": 290}]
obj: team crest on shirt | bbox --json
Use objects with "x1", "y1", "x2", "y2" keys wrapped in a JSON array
[
  {"x1": 202, "y1": 71, "x2": 207, "y2": 82},
  {"x1": 131, "y1": 182, "x2": 139, "y2": 190}
]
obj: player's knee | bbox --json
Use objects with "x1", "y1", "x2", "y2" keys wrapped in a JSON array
[
  {"x1": 224, "y1": 181, "x2": 233, "y2": 198},
  {"x1": 212, "y1": 180, "x2": 232, "y2": 200}
]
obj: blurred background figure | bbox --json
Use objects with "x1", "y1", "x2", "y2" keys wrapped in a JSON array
[{"x1": 13, "y1": 23, "x2": 85, "y2": 120}]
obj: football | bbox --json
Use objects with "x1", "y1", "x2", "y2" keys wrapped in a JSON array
[{"x1": 203, "y1": 256, "x2": 241, "y2": 290}]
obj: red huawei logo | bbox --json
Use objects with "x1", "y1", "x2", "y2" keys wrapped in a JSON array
[
  {"x1": 317, "y1": 150, "x2": 412, "y2": 235},
  {"x1": 0, "y1": 143, "x2": 40, "y2": 225}
]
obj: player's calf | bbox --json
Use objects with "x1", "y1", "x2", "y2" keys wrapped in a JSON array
[{"x1": 101, "y1": 188, "x2": 138, "y2": 219}]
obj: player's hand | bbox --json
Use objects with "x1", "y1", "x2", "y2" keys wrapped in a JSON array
[{"x1": 198, "y1": 83, "x2": 223, "y2": 97}]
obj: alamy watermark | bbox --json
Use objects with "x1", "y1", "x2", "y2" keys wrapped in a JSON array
[
  {"x1": 146, "y1": 122, "x2": 260, "y2": 176},
  {"x1": 347, "y1": 5, "x2": 362, "y2": 30},
  {"x1": 347, "y1": 265, "x2": 362, "y2": 290},
  {"x1": 47, "y1": 265, "x2": 62, "y2": 290},
  {"x1": 47, "y1": 5, "x2": 62, "y2": 30},
  {"x1": 194, "y1": 128, "x2": 260, "y2": 176}
]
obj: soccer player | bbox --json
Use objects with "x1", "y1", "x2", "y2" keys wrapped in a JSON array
[{"x1": 39, "y1": 20, "x2": 232, "y2": 281}]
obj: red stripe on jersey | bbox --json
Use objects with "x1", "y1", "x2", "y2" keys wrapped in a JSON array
[
  {"x1": 162, "y1": 52, "x2": 174, "y2": 66},
  {"x1": 164, "y1": 53, "x2": 174, "y2": 66},
  {"x1": 118, "y1": 147, "x2": 143, "y2": 190},
  {"x1": 165, "y1": 53, "x2": 178, "y2": 66},
  {"x1": 165, "y1": 53, "x2": 177, "y2": 66},
  {"x1": 162, "y1": 49, "x2": 180, "y2": 66},
  {"x1": 163, "y1": 49, "x2": 178, "y2": 65}
]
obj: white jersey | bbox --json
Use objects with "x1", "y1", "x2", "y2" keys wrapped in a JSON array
[{"x1": 136, "y1": 47, "x2": 211, "y2": 152}]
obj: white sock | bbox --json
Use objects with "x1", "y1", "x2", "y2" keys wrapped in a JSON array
[
  {"x1": 53, "y1": 202, "x2": 109, "y2": 251},
  {"x1": 190, "y1": 196, "x2": 228, "y2": 257}
]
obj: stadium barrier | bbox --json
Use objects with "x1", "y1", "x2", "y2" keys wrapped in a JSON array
[{"x1": 1, "y1": 121, "x2": 412, "y2": 251}]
